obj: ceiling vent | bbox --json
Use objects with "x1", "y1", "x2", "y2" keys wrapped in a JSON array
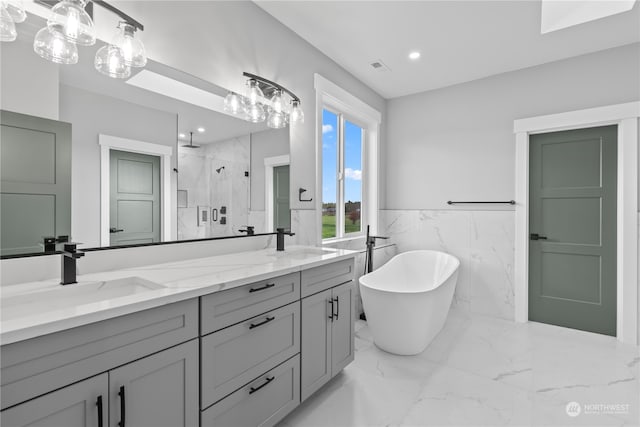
[{"x1": 370, "y1": 60, "x2": 391, "y2": 72}]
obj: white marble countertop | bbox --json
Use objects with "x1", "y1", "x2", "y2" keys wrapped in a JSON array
[{"x1": 0, "y1": 246, "x2": 357, "y2": 345}]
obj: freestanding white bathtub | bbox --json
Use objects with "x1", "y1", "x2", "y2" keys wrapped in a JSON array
[{"x1": 359, "y1": 250, "x2": 460, "y2": 355}]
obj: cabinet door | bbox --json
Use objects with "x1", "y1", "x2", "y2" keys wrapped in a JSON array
[
  {"x1": 331, "y1": 281, "x2": 355, "y2": 376},
  {"x1": 0, "y1": 373, "x2": 107, "y2": 427},
  {"x1": 300, "y1": 289, "x2": 333, "y2": 402},
  {"x1": 109, "y1": 340, "x2": 198, "y2": 427}
]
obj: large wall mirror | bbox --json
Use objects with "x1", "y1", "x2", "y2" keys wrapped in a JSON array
[{"x1": 0, "y1": 15, "x2": 291, "y2": 257}]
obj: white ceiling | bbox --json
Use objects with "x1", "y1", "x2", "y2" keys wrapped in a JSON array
[{"x1": 255, "y1": 0, "x2": 640, "y2": 99}]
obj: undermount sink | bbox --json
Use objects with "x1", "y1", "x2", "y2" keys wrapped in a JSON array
[{"x1": 1, "y1": 277, "x2": 164, "y2": 321}]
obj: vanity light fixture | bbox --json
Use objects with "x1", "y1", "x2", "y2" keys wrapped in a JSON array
[
  {"x1": 1, "y1": 0, "x2": 26, "y2": 42},
  {"x1": 197, "y1": 127, "x2": 205, "y2": 133},
  {"x1": 26, "y1": 0, "x2": 147, "y2": 79},
  {"x1": 223, "y1": 72, "x2": 303, "y2": 128},
  {"x1": 408, "y1": 51, "x2": 421, "y2": 60}
]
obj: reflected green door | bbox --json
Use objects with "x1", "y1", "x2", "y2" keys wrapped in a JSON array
[
  {"x1": 273, "y1": 165, "x2": 290, "y2": 230},
  {"x1": 529, "y1": 126, "x2": 617, "y2": 336},
  {"x1": 110, "y1": 150, "x2": 160, "y2": 246},
  {"x1": 0, "y1": 110, "x2": 71, "y2": 256}
]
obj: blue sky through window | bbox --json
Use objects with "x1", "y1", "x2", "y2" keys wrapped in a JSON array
[{"x1": 322, "y1": 109, "x2": 362, "y2": 203}]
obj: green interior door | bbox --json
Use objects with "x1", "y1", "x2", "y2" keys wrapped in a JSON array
[
  {"x1": 110, "y1": 149, "x2": 160, "y2": 246},
  {"x1": 0, "y1": 110, "x2": 71, "y2": 256},
  {"x1": 273, "y1": 165, "x2": 291, "y2": 230},
  {"x1": 529, "y1": 125, "x2": 617, "y2": 336}
]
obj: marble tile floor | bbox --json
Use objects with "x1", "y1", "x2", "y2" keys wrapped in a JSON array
[{"x1": 278, "y1": 310, "x2": 640, "y2": 427}]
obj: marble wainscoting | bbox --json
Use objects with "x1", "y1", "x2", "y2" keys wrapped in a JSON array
[{"x1": 379, "y1": 209, "x2": 515, "y2": 320}]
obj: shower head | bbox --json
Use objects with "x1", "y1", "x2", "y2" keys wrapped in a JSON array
[
  {"x1": 181, "y1": 132, "x2": 200, "y2": 149},
  {"x1": 216, "y1": 166, "x2": 225, "y2": 173}
]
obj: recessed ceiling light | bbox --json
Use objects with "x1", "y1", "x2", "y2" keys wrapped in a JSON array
[
  {"x1": 197, "y1": 127, "x2": 205, "y2": 133},
  {"x1": 178, "y1": 133, "x2": 186, "y2": 138},
  {"x1": 408, "y1": 51, "x2": 421, "y2": 60}
]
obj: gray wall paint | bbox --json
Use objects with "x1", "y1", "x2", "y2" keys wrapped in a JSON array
[
  {"x1": 384, "y1": 43, "x2": 640, "y2": 210},
  {"x1": 59, "y1": 85, "x2": 177, "y2": 248},
  {"x1": 251, "y1": 128, "x2": 290, "y2": 211},
  {"x1": 0, "y1": 36, "x2": 58, "y2": 120}
]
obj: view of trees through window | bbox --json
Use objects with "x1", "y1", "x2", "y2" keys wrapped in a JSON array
[{"x1": 322, "y1": 109, "x2": 363, "y2": 239}]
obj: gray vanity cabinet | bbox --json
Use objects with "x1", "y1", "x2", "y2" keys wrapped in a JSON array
[
  {"x1": 108, "y1": 339, "x2": 199, "y2": 427},
  {"x1": 301, "y1": 280, "x2": 355, "y2": 402},
  {"x1": 0, "y1": 374, "x2": 108, "y2": 427}
]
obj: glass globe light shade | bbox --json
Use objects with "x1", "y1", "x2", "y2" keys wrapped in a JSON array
[
  {"x1": 245, "y1": 79, "x2": 264, "y2": 106},
  {"x1": 33, "y1": 26, "x2": 78, "y2": 64},
  {"x1": 47, "y1": 0, "x2": 95, "y2": 46},
  {"x1": 269, "y1": 89, "x2": 284, "y2": 114},
  {"x1": 245, "y1": 103, "x2": 266, "y2": 123},
  {"x1": 267, "y1": 111, "x2": 288, "y2": 129},
  {"x1": 94, "y1": 44, "x2": 131, "y2": 79},
  {"x1": 112, "y1": 22, "x2": 146, "y2": 67},
  {"x1": 3, "y1": 0, "x2": 26, "y2": 23},
  {"x1": 0, "y1": 5, "x2": 17, "y2": 42},
  {"x1": 224, "y1": 92, "x2": 243, "y2": 115},
  {"x1": 290, "y1": 100, "x2": 304, "y2": 123}
]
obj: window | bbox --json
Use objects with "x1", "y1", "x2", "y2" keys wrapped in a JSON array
[{"x1": 322, "y1": 108, "x2": 364, "y2": 239}]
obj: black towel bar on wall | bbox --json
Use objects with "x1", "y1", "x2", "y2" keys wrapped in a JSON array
[{"x1": 447, "y1": 200, "x2": 516, "y2": 205}]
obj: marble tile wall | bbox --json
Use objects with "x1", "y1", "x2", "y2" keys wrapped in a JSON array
[
  {"x1": 177, "y1": 135, "x2": 250, "y2": 240},
  {"x1": 379, "y1": 209, "x2": 515, "y2": 320}
]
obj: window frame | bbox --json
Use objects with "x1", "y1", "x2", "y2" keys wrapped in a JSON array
[
  {"x1": 315, "y1": 74, "x2": 381, "y2": 245},
  {"x1": 322, "y1": 108, "x2": 368, "y2": 240}
]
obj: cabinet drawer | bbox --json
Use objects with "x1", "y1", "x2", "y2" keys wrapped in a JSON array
[
  {"x1": 201, "y1": 302, "x2": 300, "y2": 409},
  {"x1": 1, "y1": 299, "x2": 198, "y2": 410},
  {"x1": 301, "y1": 258, "x2": 354, "y2": 298},
  {"x1": 201, "y1": 355, "x2": 300, "y2": 427},
  {"x1": 200, "y1": 272, "x2": 300, "y2": 335}
]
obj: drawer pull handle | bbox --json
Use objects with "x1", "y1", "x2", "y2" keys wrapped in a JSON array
[
  {"x1": 249, "y1": 316, "x2": 275, "y2": 329},
  {"x1": 333, "y1": 296, "x2": 339, "y2": 320},
  {"x1": 249, "y1": 376, "x2": 275, "y2": 394},
  {"x1": 328, "y1": 299, "x2": 334, "y2": 321},
  {"x1": 118, "y1": 386, "x2": 126, "y2": 427},
  {"x1": 249, "y1": 283, "x2": 275, "y2": 293},
  {"x1": 96, "y1": 395, "x2": 104, "y2": 427}
]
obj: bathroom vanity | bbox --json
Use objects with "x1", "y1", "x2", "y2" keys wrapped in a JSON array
[{"x1": 0, "y1": 247, "x2": 356, "y2": 427}]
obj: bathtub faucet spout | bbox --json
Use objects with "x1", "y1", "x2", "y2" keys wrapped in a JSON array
[{"x1": 365, "y1": 225, "x2": 389, "y2": 274}]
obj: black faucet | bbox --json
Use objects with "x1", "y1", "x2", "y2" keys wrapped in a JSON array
[
  {"x1": 276, "y1": 228, "x2": 295, "y2": 251},
  {"x1": 365, "y1": 225, "x2": 389, "y2": 274},
  {"x1": 239, "y1": 225, "x2": 255, "y2": 236},
  {"x1": 61, "y1": 242, "x2": 85, "y2": 285}
]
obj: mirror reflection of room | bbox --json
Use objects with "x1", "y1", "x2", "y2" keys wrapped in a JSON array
[{"x1": 0, "y1": 13, "x2": 290, "y2": 256}]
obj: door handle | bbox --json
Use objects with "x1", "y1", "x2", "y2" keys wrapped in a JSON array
[
  {"x1": 530, "y1": 233, "x2": 548, "y2": 241},
  {"x1": 110, "y1": 228, "x2": 124, "y2": 233},
  {"x1": 328, "y1": 299, "x2": 334, "y2": 321},
  {"x1": 333, "y1": 296, "x2": 339, "y2": 320},
  {"x1": 96, "y1": 395, "x2": 104, "y2": 427},
  {"x1": 118, "y1": 386, "x2": 126, "y2": 427}
]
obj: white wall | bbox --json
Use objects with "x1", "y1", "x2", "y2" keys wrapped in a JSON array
[
  {"x1": 382, "y1": 43, "x2": 640, "y2": 321},
  {"x1": 59, "y1": 85, "x2": 178, "y2": 248},
  {"x1": 0, "y1": 35, "x2": 58, "y2": 120}
]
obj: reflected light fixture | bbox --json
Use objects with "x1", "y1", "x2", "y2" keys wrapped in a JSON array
[
  {"x1": 408, "y1": 51, "x2": 421, "y2": 60},
  {"x1": 197, "y1": 127, "x2": 205, "y2": 133},
  {"x1": 94, "y1": 43, "x2": 130, "y2": 78},
  {"x1": 1, "y1": 0, "x2": 26, "y2": 42},
  {"x1": 224, "y1": 72, "x2": 304, "y2": 128},
  {"x1": 33, "y1": 26, "x2": 78, "y2": 64},
  {"x1": 223, "y1": 92, "x2": 243, "y2": 115}
]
